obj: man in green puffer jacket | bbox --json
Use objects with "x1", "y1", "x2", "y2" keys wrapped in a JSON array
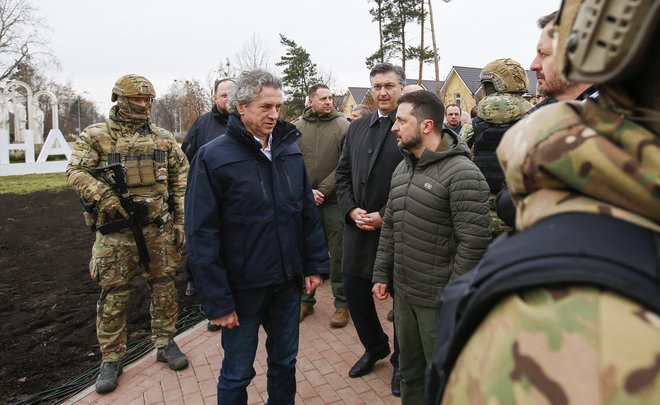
[
  {"x1": 372, "y1": 90, "x2": 491, "y2": 404},
  {"x1": 294, "y1": 84, "x2": 351, "y2": 327}
]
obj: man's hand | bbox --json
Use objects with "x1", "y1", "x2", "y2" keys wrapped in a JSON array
[
  {"x1": 355, "y1": 211, "x2": 383, "y2": 231},
  {"x1": 173, "y1": 224, "x2": 186, "y2": 250},
  {"x1": 96, "y1": 193, "x2": 128, "y2": 226},
  {"x1": 305, "y1": 275, "x2": 323, "y2": 294},
  {"x1": 312, "y1": 189, "x2": 325, "y2": 206},
  {"x1": 373, "y1": 283, "x2": 389, "y2": 300},
  {"x1": 349, "y1": 207, "x2": 367, "y2": 222},
  {"x1": 209, "y1": 311, "x2": 240, "y2": 329}
]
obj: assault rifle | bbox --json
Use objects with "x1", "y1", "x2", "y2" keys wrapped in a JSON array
[{"x1": 95, "y1": 163, "x2": 151, "y2": 271}]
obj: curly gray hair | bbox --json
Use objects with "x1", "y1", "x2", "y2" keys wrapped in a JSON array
[{"x1": 228, "y1": 70, "x2": 283, "y2": 114}]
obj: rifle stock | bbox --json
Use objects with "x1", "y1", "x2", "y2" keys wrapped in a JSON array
[{"x1": 96, "y1": 163, "x2": 151, "y2": 271}]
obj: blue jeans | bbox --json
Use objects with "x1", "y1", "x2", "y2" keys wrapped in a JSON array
[{"x1": 217, "y1": 279, "x2": 301, "y2": 405}]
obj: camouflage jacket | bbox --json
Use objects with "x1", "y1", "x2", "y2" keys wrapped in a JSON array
[
  {"x1": 498, "y1": 99, "x2": 660, "y2": 232},
  {"x1": 66, "y1": 108, "x2": 188, "y2": 226}
]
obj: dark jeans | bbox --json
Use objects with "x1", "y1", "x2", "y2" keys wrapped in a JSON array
[
  {"x1": 344, "y1": 274, "x2": 399, "y2": 368},
  {"x1": 217, "y1": 279, "x2": 301, "y2": 404}
]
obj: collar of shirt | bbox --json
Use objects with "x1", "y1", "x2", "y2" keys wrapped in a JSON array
[{"x1": 253, "y1": 134, "x2": 273, "y2": 161}]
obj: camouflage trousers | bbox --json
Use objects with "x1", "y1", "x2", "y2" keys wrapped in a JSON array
[
  {"x1": 442, "y1": 287, "x2": 660, "y2": 405},
  {"x1": 89, "y1": 222, "x2": 182, "y2": 362}
]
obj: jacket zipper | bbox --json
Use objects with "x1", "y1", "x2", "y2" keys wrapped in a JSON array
[
  {"x1": 255, "y1": 160, "x2": 268, "y2": 201},
  {"x1": 281, "y1": 156, "x2": 293, "y2": 196}
]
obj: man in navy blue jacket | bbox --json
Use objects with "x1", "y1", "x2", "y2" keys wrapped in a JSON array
[{"x1": 185, "y1": 69, "x2": 329, "y2": 404}]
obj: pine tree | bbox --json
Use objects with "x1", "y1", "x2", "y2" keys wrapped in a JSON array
[{"x1": 276, "y1": 34, "x2": 320, "y2": 118}]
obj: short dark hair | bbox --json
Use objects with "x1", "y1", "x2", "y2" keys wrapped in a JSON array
[
  {"x1": 214, "y1": 78, "x2": 235, "y2": 92},
  {"x1": 308, "y1": 83, "x2": 330, "y2": 98},
  {"x1": 397, "y1": 90, "x2": 445, "y2": 130},
  {"x1": 537, "y1": 11, "x2": 558, "y2": 29},
  {"x1": 369, "y1": 63, "x2": 406, "y2": 85},
  {"x1": 445, "y1": 103, "x2": 461, "y2": 114}
]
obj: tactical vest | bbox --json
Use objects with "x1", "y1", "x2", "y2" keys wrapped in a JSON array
[
  {"x1": 104, "y1": 121, "x2": 169, "y2": 197},
  {"x1": 425, "y1": 213, "x2": 660, "y2": 405},
  {"x1": 471, "y1": 117, "x2": 508, "y2": 194}
]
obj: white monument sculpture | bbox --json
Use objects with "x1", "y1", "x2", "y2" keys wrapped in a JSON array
[{"x1": 0, "y1": 80, "x2": 72, "y2": 176}]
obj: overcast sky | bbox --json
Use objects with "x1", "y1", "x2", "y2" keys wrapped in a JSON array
[{"x1": 32, "y1": 0, "x2": 557, "y2": 113}]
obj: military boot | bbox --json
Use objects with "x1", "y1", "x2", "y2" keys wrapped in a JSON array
[
  {"x1": 156, "y1": 339, "x2": 189, "y2": 370},
  {"x1": 95, "y1": 361, "x2": 122, "y2": 394},
  {"x1": 330, "y1": 308, "x2": 349, "y2": 328}
]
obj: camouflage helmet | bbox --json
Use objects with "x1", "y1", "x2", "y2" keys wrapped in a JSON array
[
  {"x1": 111, "y1": 74, "x2": 156, "y2": 102},
  {"x1": 479, "y1": 58, "x2": 530, "y2": 94},
  {"x1": 556, "y1": 0, "x2": 660, "y2": 84}
]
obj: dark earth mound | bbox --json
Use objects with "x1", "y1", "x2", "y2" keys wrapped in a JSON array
[{"x1": 0, "y1": 190, "x2": 199, "y2": 404}]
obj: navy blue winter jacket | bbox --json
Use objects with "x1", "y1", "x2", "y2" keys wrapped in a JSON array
[{"x1": 185, "y1": 114, "x2": 330, "y2": 319}]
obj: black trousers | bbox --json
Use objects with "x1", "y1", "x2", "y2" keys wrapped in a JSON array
[{"x1": 344, "y1": 274, "x2": 399, "y2": 367}]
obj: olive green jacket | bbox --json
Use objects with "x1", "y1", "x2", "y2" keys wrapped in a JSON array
[
  {"x1": 294, "y1": 107, "x2": 349, "y2": 203},
  {"x1": 372, "y1": 129, "x2": 491, "y2": 307}
]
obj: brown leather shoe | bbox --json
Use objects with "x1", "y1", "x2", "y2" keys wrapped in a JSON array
[
  {"x1": 330, "y1": 308, "x2": 349, "y2": 328},
  {"x1": 300, "y1": 305, "x2": 314, "y2": 322}
]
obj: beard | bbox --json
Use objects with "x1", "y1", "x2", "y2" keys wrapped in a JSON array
[
  {"x1": 538, "y1": 73, "x2": 570, "y2": 98},
  {"x1": 399, "y1": 130, "x2": 423, "y2": 152}
]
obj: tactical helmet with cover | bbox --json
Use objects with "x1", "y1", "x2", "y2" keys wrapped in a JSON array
[
  {"x1": 111, "y1": 74, "x2": 156, "y2": 121},
  {"x1": 478, "y1": 58, "x2": 530, "y2": 94},
  {"x1": 556, "y1": 0, "x2": 660, "y2": 84}
]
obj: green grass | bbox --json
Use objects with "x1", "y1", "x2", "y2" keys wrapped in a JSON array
[{"x1": 0, "y1": 172, "x2": 70, "y2": 194}]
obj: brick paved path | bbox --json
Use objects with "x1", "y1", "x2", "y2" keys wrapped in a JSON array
[{"x1": 66, "y1": 282, "x2": 401, "y2": 405}]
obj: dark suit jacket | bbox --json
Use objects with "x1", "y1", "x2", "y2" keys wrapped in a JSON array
[{"x1": 335, "y1": 111, "x2": 403, "y2": 279}]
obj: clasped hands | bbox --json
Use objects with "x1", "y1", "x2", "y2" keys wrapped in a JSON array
[{"x1": 349, "y1": 207, "x2": 382, "y2": 231}]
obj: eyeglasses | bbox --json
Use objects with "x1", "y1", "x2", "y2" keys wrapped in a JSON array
[{"x1": 371, "y1": 83, "x2": 400, "y2": 92}]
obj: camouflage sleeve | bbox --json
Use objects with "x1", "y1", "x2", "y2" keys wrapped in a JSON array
[
  {"x1": 460, "y1": 124, "x2": 474, "y2": 150},
  {"x1": 165, "y1": 131, "x2": 189, "y2": 226},
  {"x1": 66, "y1": 125, "x2": 113, "y2": 203}
]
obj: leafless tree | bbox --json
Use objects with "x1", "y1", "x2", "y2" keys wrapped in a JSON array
[
  {"x1": 234, "y1": 33, "x2": 272, "y2": 72},
  {"x1": 151, "y1": 79, "x2": 211, "y2": 138},
  {"x1": 0, "y1": 0, "x2": 57, "y2": 82}
]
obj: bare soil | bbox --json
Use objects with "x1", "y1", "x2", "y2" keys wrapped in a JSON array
[{"x1": 0, "y1": 189, "x2": 198, "y2": 404}]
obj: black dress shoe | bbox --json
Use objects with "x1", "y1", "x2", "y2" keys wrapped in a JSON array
[
  {"x1": 391, "y1": 367, "x2": 401, "y2": 397},
  {"x1": 349, "y1": 347, "x2": 391, "y2": 378}
]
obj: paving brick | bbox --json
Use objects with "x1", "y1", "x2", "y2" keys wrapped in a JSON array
[
  {"x1": 302, "y1": 396, "x2": 325, "y2": 405},
  {"x1": 297, "y1": 380, "x2": 317, "y2": 400},
  {"x1": 179, "y1": 375, "x2": 200, "y2": 396},
  {"x1": 162, "y1": 387, "x2": 183, "y2": 403},
  {"x1": 65, "y1": 283, "x2": 401, "y2": 404},
  {"x1": 316, "y1": 383, "x2": 342, "y2": 403},
  {"x1": 144, "y1": 384, "x2": 164, "y2": 404},
  {"x1": 304, "y1": 369, "x2": 327, "y2": 388},
  {"x1": 324, "y1": 371, "x2": 350, "y2": 391},
  {"x1": 197, "y1": 378, "x2": 216, "y2": 398},
  {"x1": 192, "y1": 363, "x2": 214, "y2": 382},
  {"x1": 183, "y1": 391, "x2": 205, "y2": 405},
  {"x1": 336, "y1": 386, "x2": 361, "y2": 404}
]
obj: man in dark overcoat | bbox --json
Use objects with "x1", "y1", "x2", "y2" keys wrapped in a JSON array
[{"x1": 335, "y1": 62, "x2": 404, "y2": 396}]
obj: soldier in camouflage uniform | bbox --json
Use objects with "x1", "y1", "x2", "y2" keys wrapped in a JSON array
[
  {"x1": 428, "y1": 0, "x2": 660, "y2": 404},
  {"x1": 66, "y1": 74, "x2": 190, "y2": 394},
  {"x1": 461, "y1": 58, "x2": 532, "y2": 236}
]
